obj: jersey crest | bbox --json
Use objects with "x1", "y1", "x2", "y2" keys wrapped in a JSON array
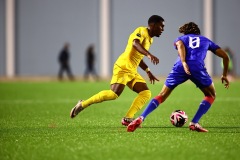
[{"x1": 136, "y1": 33, "x2": 141, "y2": 37}]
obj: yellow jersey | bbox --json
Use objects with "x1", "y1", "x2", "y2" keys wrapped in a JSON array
[{"x1": 114, "y1": 27, "x2": 153, "y2": 73}]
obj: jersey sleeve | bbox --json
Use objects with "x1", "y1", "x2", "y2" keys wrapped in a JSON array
[
  {"x1": 173, "y1": 37, "x2": 183, "y2": 50},
  {"x1": 208, "y1": 39, "x2": 220, "y2": 53},
  {"x1": 131, "y1": 27, "x2": 145, "y2": 43}
]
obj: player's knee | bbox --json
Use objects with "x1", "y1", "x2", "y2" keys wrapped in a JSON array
[
  {"x1": 100, "y1": 90, "x2": 118, "y2": 101},
  {"x1": 158, "y1": 93, "x2": 167, "y2": 103},
  {"x1": 109, "y1": 90, "x2": 118, "y2": 100},
  {"x1": 154, "y1": 95, "x2": 164, "y2": 103},
  {"x1": 204, "y1": 96, "x2": 215, "y2": 104},
  {"x1": 139, "y1": 90, "x2": 151, "y2": 100},
  {"x1": 158, "y1": 91, "x2": 169, "y2": 103}
]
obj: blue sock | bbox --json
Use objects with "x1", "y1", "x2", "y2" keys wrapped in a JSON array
[
  {"x1": 192, "y1": 100, "x2": 211, "y2": 123},
  {"x1": 141, "y1": 99, "x2": 160, "y2": 119}
]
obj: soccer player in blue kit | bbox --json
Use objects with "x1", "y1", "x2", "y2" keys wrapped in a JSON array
[{"x1": 127, "y1": 22, "x2": 230, "y2": 132}]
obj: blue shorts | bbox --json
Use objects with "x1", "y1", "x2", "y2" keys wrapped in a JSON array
[{"x1": 165, "y1": 63, "x2": 212, "y2": 89}]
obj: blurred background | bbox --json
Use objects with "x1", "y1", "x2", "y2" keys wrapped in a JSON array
[{"x1": 0, "y1": 0, "x2": 239, "y2": 80}]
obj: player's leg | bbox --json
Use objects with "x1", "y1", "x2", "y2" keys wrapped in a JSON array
[
  {"x1": 81, "y1": 83, "x2": 124, "y2": 108},
  {"x1": 83, "y1": 83, "x2": 124, "y2": 106},
  {"x1": 127, "y1": 71, "x2": 187, "y2": 132},
  {"x1": 133, "y1": 70, "x2": 188, "y2": 121},
  {"x1": 189, "y1": 69, "x2": 216, "y2": 132},
  {"x1": 70, "y1": 65, "x2": 127, "y2": 118},
  {"x1": 127, "y1": 85, "x2": 172, "y2": 131},
  {"x1": 122, "y1": 81, "x2": 151, "y2": 126},
  {"x1": 193, "y1": 83, "x2": 216, "y2": 123},
  {"x1": 122, "y1": 72, "x2": 153, "y2": 125},
  {"x1": 189, "y1": 83, "x2": 215, "y2": 132},
  {"x1": 140, "y1": 85, "x2": 173, "y2": 119},
  {"x1": 70, "y1": 83, "x2": 123, "y2": 118}
]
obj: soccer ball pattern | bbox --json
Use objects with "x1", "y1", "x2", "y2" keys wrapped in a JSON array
[{"x1": 170, "y1": 110, "x2": 188, "y2": 127}]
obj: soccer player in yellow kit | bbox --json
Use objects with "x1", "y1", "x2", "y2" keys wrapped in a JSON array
[{"x1": 70, "y1": 15, "x2": 165, "y2": 126}]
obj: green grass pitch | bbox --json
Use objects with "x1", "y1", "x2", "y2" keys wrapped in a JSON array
[{"x1": 0, "y1": 79, "x2": 240, "y2": 160}]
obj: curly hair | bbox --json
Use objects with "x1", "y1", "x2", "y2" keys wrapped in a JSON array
[{"x1": 179, "y1": 22, "x2": 201, "y2": 35}]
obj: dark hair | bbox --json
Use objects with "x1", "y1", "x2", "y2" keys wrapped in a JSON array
[
  {"x1": 148, "y1": 15, "x2": 164, "y2": 24},
  {"x1": 179, "y1": 22, "x2": 201, "y2": 35}
]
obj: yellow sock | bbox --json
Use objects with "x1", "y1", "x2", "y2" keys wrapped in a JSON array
[
  {"x1": 81, "y1": 90, "x2": 118, "y2": 108},
  {"x1": 125, "y1": 90, "x2": 151, "y2": 118}
]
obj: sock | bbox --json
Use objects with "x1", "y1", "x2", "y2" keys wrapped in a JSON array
[
  {"x1": 141, "y1": 95, "x2": 163, "y2": 120},
  {"x1": 191, "y1": 96, "x2": 214, "y2": 123},
  {"x1": 81, "y1": 90, "x2": 118, "y2": 108},
  {"x1": 124, "y1": 90, "x2": 151, "y2": 118}
]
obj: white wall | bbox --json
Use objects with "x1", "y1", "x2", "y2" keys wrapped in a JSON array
[{"x1": 0, "y1": 0, "x2": 239, "y2": 77}]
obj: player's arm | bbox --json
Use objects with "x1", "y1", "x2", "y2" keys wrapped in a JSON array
[
  {"x1": 139, "y1": 60, "x2": 159, "y2": 84},
  {"x1": 139, "y1": 59, "x2": 148, "y2": 71},
  {"x1": 133, "y1": 39, "x2": 159, "y2": 65},
  {"x1": 175, "y1": 40, "x2": 191, "y2": 75},
  {"x1": 214, "y1": 48, "x2": 230, "y2": 88}
]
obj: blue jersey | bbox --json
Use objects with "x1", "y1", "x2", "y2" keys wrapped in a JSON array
[
  {"x1": 173, "y1": 34, "x2": 220, "y2": 68},
  {"x1": 165, "y1": 34, "x2": 221, "y2": 89}
]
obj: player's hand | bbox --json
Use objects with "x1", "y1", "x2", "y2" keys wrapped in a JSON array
[
  {"x1": 221, "y1": 75, "x2": 229, "y2": 89},
  {"x1": 147, "y1": 53, "x2": 159, "y2": 65},
  {"x1": 147, "y1": 71, "x2": 159, "y2": 84},
  {"x1": 182, "y1": 62, "x2": 191, "y2": 75}
]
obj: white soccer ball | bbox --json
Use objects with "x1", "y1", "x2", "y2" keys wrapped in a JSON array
[{"x1": 170, "y1": 110, "x2": 188, "y2": 127}]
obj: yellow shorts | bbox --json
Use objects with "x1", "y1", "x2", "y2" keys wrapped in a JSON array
[{"x1": 110, "y1": 64, "x2": 146, "y2": 89}]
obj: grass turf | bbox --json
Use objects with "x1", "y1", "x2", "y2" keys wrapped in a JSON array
[{"x1": 0, "y1": 79, "x2": 239, "y2": 160}]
